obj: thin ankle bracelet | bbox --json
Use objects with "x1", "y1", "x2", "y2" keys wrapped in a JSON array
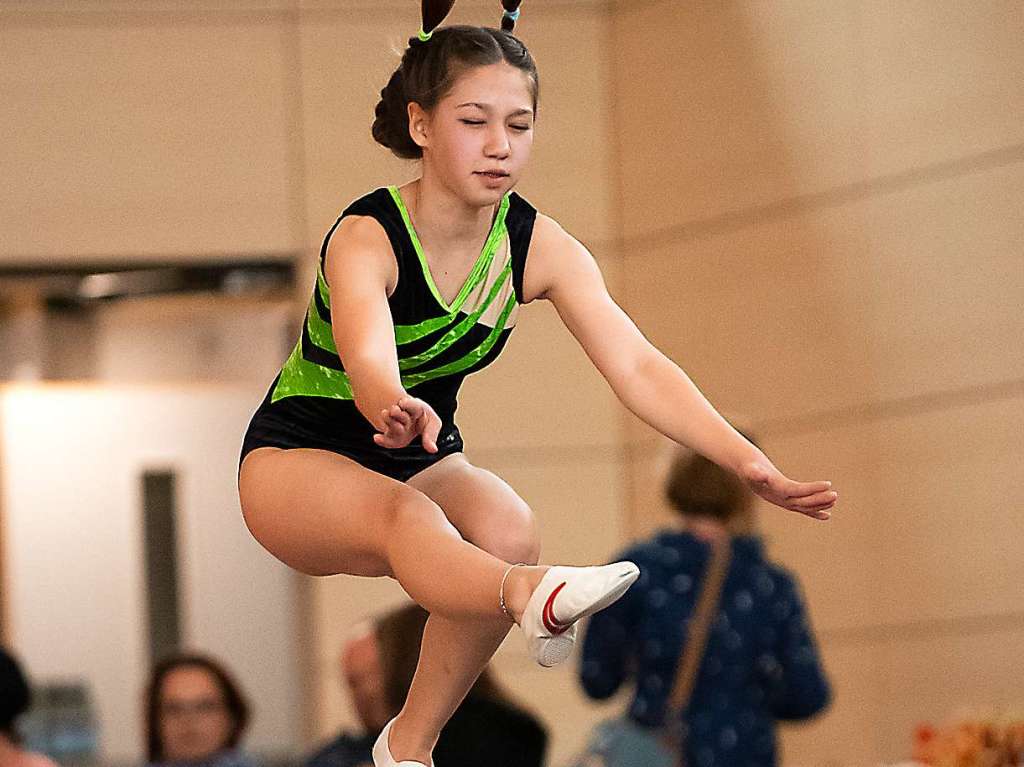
[{"x1": 499, "y1": 563, "x2": 526, "y2": 621}]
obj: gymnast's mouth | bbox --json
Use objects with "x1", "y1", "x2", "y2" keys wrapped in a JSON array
[{"x1": 475, "y1": 170, "x2": 510, "y2": 179}]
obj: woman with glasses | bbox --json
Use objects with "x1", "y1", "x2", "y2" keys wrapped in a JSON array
[{"x1": 144, "y1": 654, "x2": 255, "y2": 767}]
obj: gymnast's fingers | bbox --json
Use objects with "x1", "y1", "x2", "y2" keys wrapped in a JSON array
[
  {"x1": 791, "y1": 489, "x2": 838, "y2": 508},
  {"x1": 420, "y1": 409, "x2": 441, "y2": 453},
  {"x1": 784, "y1": 479, "x2": 833, "y2": 499}
]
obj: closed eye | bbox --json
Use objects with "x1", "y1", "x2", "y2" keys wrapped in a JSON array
[{"x1": 460, "y1": 119, "x2": 485, "y2": 126}]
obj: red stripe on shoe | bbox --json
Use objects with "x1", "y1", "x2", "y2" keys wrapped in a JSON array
[{"x1": 542, "y1": 581, "x2": 570, "y2": 635}]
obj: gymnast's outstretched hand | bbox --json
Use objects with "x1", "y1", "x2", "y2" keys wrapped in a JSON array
[
  {"x1": 373, "y1": 396, "x2": 442, "y2": 453},
  {"x1": 740, "y1": 458, "x2": 837, "y2": 520}
]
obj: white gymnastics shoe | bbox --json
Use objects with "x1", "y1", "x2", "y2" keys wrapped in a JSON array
[
  {"x1": 372, "y1": 718, "x2": 433, "y2": 767},
  {"x1": 520, "y1": 561, "x2": 639, "y2": 667}
]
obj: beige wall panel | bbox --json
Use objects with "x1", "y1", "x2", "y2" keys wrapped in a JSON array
[
  {"x1": 618, "y1": 161, "x2": 1024, "y2": 438},
  {"x1": 872, "y1": 621, "x2": 1024, "y2": 761},
  {"x1": 0, "y1": 15, "x2": 298, "y2": 260},
  {"x1": 0, "y1": 2, "x2": 288, "y2": 11},
  {"x1": 611, "y1": 1, "x2": 864, "y2": 238},
  {"x1": 784, "y1": 621, "x2": 1024, "y2": 764},
  {"x1": 93, "y1": 295, "x2": 294, "y2": 384},
  {"x1": 299, "y1": 5, "x2": 616, "y2": 250},
  {"x1": 297, "y1": 13, "x2": 409, "y2": 247},
  {"x1": 756, "y1": 392, "x2": 1024, "y2": 634},
  {"x1": 610, "y1": 1, "x2": 1024, "y2": 239},
  {"x1": 859, "y1": 0, "x2": 1024, "y2": 178},
  {"x1": 297, "y1": 0, "x2": 606, "y2": 8},
  {"x1": 505, "y1": 8, "x2": 617, "y2": 247},
  {"x1": 776, "y1": 639, "x2": 885, "y2": 767},
  {"x1": 621, "y1": 439, "x2": 689, "y2": 542}
]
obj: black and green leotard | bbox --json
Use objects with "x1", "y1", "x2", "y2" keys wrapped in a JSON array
[{"x1": 240, "y1": 186, "x2": 537, "y2": 481}]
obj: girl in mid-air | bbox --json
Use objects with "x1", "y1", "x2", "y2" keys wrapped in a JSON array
[{"x1": 238, "y1": 2, "x2": 837, "y2": 765}]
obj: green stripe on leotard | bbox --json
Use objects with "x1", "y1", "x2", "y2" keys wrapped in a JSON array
[{"x1": 271, "y1": 189, "x2": 517, "y2": 403}]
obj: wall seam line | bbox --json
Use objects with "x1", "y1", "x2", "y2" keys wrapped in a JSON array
[
  {"x1": 621, "y1": 376, "x2": 1024, "y2": 448},
  {"x1": 594, "y1": 142, "x2": 1024, "y2": 255},
  {"x1": 820, "y1": 610, "x2": 1024, "y2": 647}
]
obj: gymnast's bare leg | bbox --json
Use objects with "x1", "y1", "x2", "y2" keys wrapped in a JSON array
[
  {"x1": 239, "y1": 448, "x2": 546, "y2": 765},
  {"x1": 390, "y1": 454, "x2": 542, "y2": 762}
]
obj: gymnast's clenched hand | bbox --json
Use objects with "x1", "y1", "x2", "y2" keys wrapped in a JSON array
[
  {"x1": 373, "y1": 396, "x2": 442, "y2": 453},
  {"x1": 740, "y1": 458, "x2": 837, "y2": 520}
]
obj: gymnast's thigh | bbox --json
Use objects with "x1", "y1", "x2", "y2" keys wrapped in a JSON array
[{"x1": 238, "y1": 446, "x2": 417, "y2": 578}]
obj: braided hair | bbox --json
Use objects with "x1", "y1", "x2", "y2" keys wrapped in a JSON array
[
  {"x1": 372, "y1": 0, "x2": 537, "y2": 160},
  {"x1": 500, "y1": 0, "x2": 525, "y2": 32},
  {"x1": 419, "y1": 1, "x2": 525, "y2": 37}
]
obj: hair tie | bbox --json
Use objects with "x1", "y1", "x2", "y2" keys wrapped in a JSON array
[
  {"x1": 501, "y1": 7, "x2": 520, "y2": 31},
  {"x1": 417, "y1": 28, "x2": 433, "y2": 42}
]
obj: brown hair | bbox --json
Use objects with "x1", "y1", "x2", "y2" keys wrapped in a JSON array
[
  {"x1": 374, "y1": 604, "x2": 510, "y2": 717},
  {"x1": 665, "y1": 443, "x2": 757, "y2": 525},
  {"x1": 372, "y1": 21, "x2": 539, "y2": 160},
  {"x1": 144, "y1": 653, "x2": 250, "y2": 761}
]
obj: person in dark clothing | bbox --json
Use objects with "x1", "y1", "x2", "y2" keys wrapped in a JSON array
[
  {"x1": 305, "y1": 625, "x2": 384, "y2": 767},
  {"x1": 306, "y1": 604, "x2": 546, "y2": 767},
  {"x1": 579, "y1": 447, "x2": 831, "y2": 767},
  {"x1": 0, "y1": 648, "x2": 59, "y2": 767}
]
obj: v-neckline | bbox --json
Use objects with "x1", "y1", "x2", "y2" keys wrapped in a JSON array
[{"x1": 388, "y1": 185, "x2": 509, "y2": 314}]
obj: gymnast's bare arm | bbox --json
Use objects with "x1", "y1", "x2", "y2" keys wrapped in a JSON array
[
  {"x1": 521, "y1": 213, "x2": 837, "y2": 519},
  {"x1": 324, "y1": 215, "x2": 441, "y2": 452}
]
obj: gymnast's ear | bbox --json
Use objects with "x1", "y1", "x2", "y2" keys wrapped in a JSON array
[
  {"x1": 407, "y1": 102, "x2": 430, "y2": 149},
  {"x1": 422, "y1": 0, "x2": 457, "y2": 36}
]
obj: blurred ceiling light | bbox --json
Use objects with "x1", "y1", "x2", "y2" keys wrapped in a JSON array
[
  {"x1": 78, "y1": 270, "x2": 182, "y2": 300},
  {"x1": 2, "y1": 260, "x2": 295, "y2": 309}
]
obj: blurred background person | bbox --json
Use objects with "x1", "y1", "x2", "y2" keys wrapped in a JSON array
[
  {"x1": 0, "y1": 648, "x2": 58, "y2": 767},
  {"x1": 305, "y1": 624, "x2": 386, "y2": 767},
  {"x1": 579, "y1": 445, "x2": 831, "y2": 767},
  {"x1": 145, "y1": 654, "x2": 256, "y2": 767},
  {"x1": 306, "y1": 603, "x2": 547, "y2": 767}
]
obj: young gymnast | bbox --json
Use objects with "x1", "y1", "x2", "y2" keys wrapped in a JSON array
[{"x1": 237, "y1": 2, "x2": 837, "y2": 765}]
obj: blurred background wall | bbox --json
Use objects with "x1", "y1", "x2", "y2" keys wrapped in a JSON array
[
  {"x1": 610, "y1": 3, "x2": 1024, "y2": 764},
  {"x1": 1, "y1": 1, "x2": 1022, "y2": 765}
]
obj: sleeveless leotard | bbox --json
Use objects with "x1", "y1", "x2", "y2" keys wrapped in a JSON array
[{"x1": 240, "y1": 186, "x2": 537, "y2": 481}]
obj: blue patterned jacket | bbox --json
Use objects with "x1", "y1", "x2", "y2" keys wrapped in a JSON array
[{"x1": 579, "y1": 531, "x2": 831, "y2": 767}]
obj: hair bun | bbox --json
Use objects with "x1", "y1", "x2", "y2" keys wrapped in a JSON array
[{"x1": 371, "y1": 68, "x2": 422, "y2": 160}]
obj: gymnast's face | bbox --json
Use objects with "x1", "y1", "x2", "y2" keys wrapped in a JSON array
[{"x1": 410, "y1": 62, "x2": 535, "y2": 206}]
